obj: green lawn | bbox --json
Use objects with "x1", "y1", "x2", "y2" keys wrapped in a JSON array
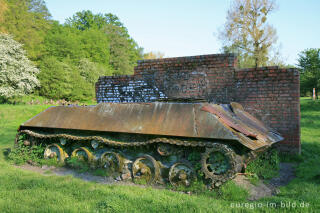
[{"x1": 0, "y1": 99, "x2": 319, "y2": 213}]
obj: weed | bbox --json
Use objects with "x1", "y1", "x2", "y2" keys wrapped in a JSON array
[
  {"x1": 246, "y1": 148, "x2": 280, "y2": 179},
  {"x1": 168, "y1": 179, "x2": 207, "y2": 193},
  {"x1": 8, "y1": 140, "x2": 45, "y2": 165},
  {"x1": 65, "y1": 156, "x2": 90, "y2": 172},
  {"x1": 92, "y1": 168, "x2": 110, "y2": 177},
  {"x1": 133, "y1": 178, "x2": 148, "y2": 185},
  {"x1": 247, "y1": 174, "x2": 260, "y2": 186},
  {"x1": 42, "y1": 157, "x2": 65, "y2": 167}
]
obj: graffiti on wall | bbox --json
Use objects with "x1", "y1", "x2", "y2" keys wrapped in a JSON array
[
  {"x1": 96, "y1": 79, "x2": 167, "y2": 103},
  {"x1": 158, "y1": 69, "x2": 209, "y2": 98}
]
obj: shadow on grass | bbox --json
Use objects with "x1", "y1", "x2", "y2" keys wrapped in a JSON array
[
  {"x1": 2, "y1": 147, "x2": 11, "y2": 160},
  {"x1": 295, "y1": 142, "x2": 320, "y2": 183}
]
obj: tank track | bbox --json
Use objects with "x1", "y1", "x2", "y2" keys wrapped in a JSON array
[
  {"x1": 16, "y1": 129, "x2": 243, "y2": 188},
  {"x1": 17, "y1": 130, "x2": 212, "y2": 148}
]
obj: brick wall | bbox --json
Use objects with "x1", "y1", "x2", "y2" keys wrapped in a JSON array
[
  {"x1": 95, "y1": 54, "x2": 300, "y2": 153},
  {"x1": 96, "y1": 54, "x2": 237, "y2": 103},
  {"x1": 234, "y1": 67, "x2": 300, "y2": 153}
]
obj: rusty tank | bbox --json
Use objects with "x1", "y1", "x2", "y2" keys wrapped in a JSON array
[{"x1": 15, "y1": 99, "x2": 283, "y2": 188}]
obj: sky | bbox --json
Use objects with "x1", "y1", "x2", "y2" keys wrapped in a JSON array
[{"x1": 45, "y1": 0, "x2": 320, "y2": 65}]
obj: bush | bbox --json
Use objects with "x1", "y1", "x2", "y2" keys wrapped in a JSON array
[{"x1": 0, "y1": 34, "x2": 40, "y2": 100}]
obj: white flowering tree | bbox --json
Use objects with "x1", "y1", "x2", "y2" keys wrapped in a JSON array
[{"x1": 0, "y1": 34, "x2": 40, "y2": 100}]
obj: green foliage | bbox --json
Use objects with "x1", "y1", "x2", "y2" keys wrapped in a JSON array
[
  {"x1": 42, "y1": 22, "x2": 111, "y2": 65},
  {"x1": 37, "y1": 21, "x2": 116, "y2": 101},
  {"x1": 8, "y1": 140, "x2": 45, "y2": 165},
  {"x1": 246, "y1": 148, "x2": 280, "y2": 179},
  {"x1": 168, "y1": 180, "x2": 207, "y2": 194},
  {"x1": 220, "y1": 0, "x2": 279, "y2": 67},
  {"x1": 1, "y1": 1, "x2": 143, "y2": 101},
  {"x1": 0, "y1": 34, "x2": 40, "y2": 100},
  {"x1": 298, "y1": 48, "x2": 320, "y2": 98},
  {"x1": 1, "y1": 0, "x2": 51, "y2": 60},
  {"x1": 65, "y1": 156, "x2": 90, "y2": 172},
  {"x1": 38, "y1": 56, "x2": 73, "y2": 100},
  {"x1": 92, "y1": 168, "x2": 110, "y2": 177},
  {"x1": 78, "y1": 58, "x2": 112, "y2": 84},
  {"x1": 65, "y1": 10, "x2": 143, "y2": 75},
  {"x1": 247, "y1": 174, "x2": 260, "y2": 186},
  {"x1": 66, "y1": 10, "x2": 107, "y2": 31},
  {"x1": 34, "y1": 10, "x2": 143, "y2": 100},
  {"x1": 0, "y1": 0, "x2": 7, "y2": 31}
]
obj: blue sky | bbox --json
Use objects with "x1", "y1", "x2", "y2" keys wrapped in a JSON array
[{"x1": 45, "y1": 0, "x2": 320, "y2": 65}]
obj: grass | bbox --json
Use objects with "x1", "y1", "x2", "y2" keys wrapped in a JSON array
[{"x1": 0, "y1": 98, "x2": 320, "y2": 212}]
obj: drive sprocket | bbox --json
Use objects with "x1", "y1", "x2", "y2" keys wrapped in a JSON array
[{"x1": 201, "y1": 144, "x2": 241, "y2": 187}]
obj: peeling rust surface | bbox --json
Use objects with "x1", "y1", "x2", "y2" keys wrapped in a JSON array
[
  {"x1": 20, "y1": 102, "x2": 283, "y2": 150},
  {"x1": 201, "y1": 105, "x2": 258, "y2": 138}
]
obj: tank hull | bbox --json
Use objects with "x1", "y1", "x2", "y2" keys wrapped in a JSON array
[
  {"x1": 20, "y1": 102, "x2": 282, "y2": 150},
  {"x1": 16, "y1": 101, "x2": 283, "y2": 188}
]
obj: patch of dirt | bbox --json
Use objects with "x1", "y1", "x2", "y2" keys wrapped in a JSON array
[
  {"x1": 233, "y1": 162, "x2": 296, "y2": 200},
  {"x1": 16, "y1": 164, "x2": 117, "y2": 184},
  {"x1": 16, "y1": 162, "x2": 296, "y2": 198},
  {"x1": 269, "y1": 162, "x2": 296, "y2": 187},
  {"x1": 233, "y1": 175, "x2": 273, "y2": 201},
  {"x1": 15, "y1": 164, "x2": 163, "y2": 189}
]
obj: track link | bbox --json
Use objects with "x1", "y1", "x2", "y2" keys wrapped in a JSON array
[{"x1": 17, "y1": 129, "x2": 211, "y2": 148}]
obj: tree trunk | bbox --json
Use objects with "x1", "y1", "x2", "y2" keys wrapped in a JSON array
[{"x1": 254, "y1": 42, "x2": 259, "y2": 68}]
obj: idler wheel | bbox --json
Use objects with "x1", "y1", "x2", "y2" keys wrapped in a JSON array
[
  {"x1": 71, "y1": 147, "x2": 93, "y2": 163},
  {"x1": 100, "y1": 152, "x2": 124, "y2": 173},
  {"x1": 44, "y1": 144, "x2": 68, "y2": 162},
  {"x1": 132, "y1": 155, "x2": 160, "y2": 184},
  {"x1": 169, "y1": 162, "x2": 195, "y2": 187},
  {"x1": 201, "y1": 144, "x2": 239, "y2": 186}
]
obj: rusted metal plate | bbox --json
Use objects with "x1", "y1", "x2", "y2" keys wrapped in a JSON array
[
  {"x1": 201, "y1": 105, "x2": 258, "y2": 138},
  {"x1": 20, "y1": 102, "x2": 283, "y2": 150}
]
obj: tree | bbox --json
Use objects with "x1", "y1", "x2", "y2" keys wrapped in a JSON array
[
  {"x1": 78, "y1": 58, "x2": 112, "y2": 84},
  {"x1": 104, "y1": 24, "x2": 137, "y2": 75},
  {"x1": 1, "y1": 0, "x2": 51, "y2": 60},
  {"x1": 27, "y1": 0, "x2": 51, "y2": 20},
  {"x1": 219, "y1": 0, "x2": 278, "y2": 68},
  {"x1": 297, "y1": 48, "x2": 320, "y2": 99},
  {"x1": 65, "y1": 10, "x2": 106, "y2": 31},
  {"x1": 0, "y1": 34, "x2": 40, "y2": 100},
  {"x1": 38, "y1": 57, "x2": 95, "y2": 101},
  {"x1": 0, "y1": 0, "x2": 8, "y2": 32},
  {"x1": 66, "y1": 10, "x2": 143, "y2": 75},
  {"x1": 38, "y1": 56, "x2": 73, "y2": 100},
  {"x1": 143, "y1": 51, "x2": 165, "y2": 59}
]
